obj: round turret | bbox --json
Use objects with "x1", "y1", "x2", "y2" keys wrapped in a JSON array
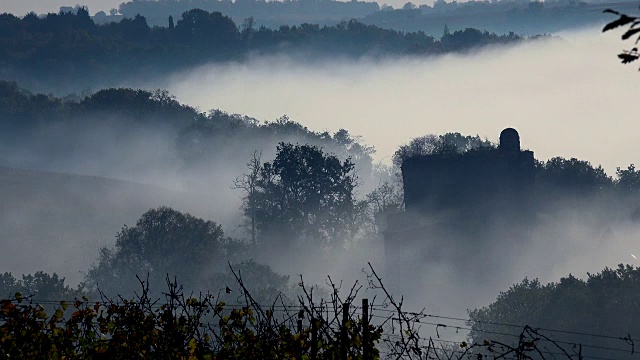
[{"x1": 499, "y1": 128, "x2": 520, "y2": 153}]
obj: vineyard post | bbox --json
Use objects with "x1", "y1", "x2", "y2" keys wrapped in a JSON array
[
  {"x1": 362, "y1": 298, "x2": 369, "y2": 360},
  {"x1": 297, "y1": 309, "x2": 304, "y2": 357},
  {"x1": 311, "y1": 317, "x2": 318, "y2": 360},
  {"x1": 341, "y1": 302, "x2": 349, "y2": 360}
]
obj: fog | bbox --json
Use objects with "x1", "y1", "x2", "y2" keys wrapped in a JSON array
[
  {"x1": 150, "y1": 27, "x2": 640, "y2": 319},
  {"x1": 162, "y1": 28, "x2": 637, "y2": 176},
  {"x1": 2, "y1": 26, "x2": 640, "y2": 330},
  {"x1": 0, "y1": 114, "x2": 247, "y2": 285}
]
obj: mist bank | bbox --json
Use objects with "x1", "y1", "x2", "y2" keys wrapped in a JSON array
[
  {"x1": 3, "y1": 40, "x2": 640, "y2": 297},
  {"x1": 0, "y1": 82, "x2": 382, "y2": 285},
  {"x1": 0, "y1": 167, "x2": 190, "y2": 285},
  {"x1": 161, "y1": 28, "x2": 636, "y2": 175},
  {"x1": 2, "y1": 26, "x2": 640, "y2": 322}
]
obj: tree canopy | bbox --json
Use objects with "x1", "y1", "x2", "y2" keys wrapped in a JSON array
[
  {"x1": 0, "y1": 9, "x2": 534, "y2": 92},
  {"x1": 243, "y1": 143, "x2": 361, "y2": 249},
  {"x1": 535, "y1": 157, "x2": 613, "y2": 193},
  {"x1": 392, "y1": 132, "x2": 495, "y2": 167},
  {"x1": 84, "y1": 207, "x2": 228, "y2": 295},
  {"x1": 468, "y1": 265, "x2": 640, "y2": 357},
  {"x1": 0, "y1": 272, "x2": 79, "y2": 303}
]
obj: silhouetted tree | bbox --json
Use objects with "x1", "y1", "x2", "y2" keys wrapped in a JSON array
[
  {"x1": 616, "y1": 164, "x2": 640, "y2": 193},
  {"x1": 247, "y1": 143, "x2": 360, "y2": 249},
  {"x1": 206, "y1": 259, "x2": 292, "y2": 304},
  {"x1": 469, "y1": 265, "x2": 640, "y2": 357},
  {"x1": 0, "y1": 8, "x2": 531, "y2": 89},
  {"x1": 393, "y1": 132, "x2": 495, "y2": 168},
  {"x1": 175, "y1": 9, "x2": 239, "y2": 55},
  {"x1": 365, "y1": 180, "x2": 403, "y2": 234},
  {"x1": 0, "y1": 272, "x2": 80, "y2": 303},
  {"x1": 83, "y1": 207, "x2": 228, "y2": 295},
  {"x1": 232, "y1": 151, "x2": 262, "y2": 246},
  {"x1": 536, "y1": 157, "x2": 613, "y2": 194}
]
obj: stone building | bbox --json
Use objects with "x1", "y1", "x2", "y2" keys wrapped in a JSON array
[{"x1": 383, "y1": 128, "x2": 536, "y2": 279}]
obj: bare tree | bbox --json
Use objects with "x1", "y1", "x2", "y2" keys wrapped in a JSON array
[{"x1": 232, "y1": 151, "x2": 262, "y2": 246}]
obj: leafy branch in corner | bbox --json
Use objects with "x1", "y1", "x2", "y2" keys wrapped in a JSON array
[{"x1": 603, "y1": 8, "x2": 640, "y2": 66}]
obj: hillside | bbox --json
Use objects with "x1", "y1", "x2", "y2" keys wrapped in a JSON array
[{"x1": 0, "y1": 166, "x2": 220, "y2": 285}]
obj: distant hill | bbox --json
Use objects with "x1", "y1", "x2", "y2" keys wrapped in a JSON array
[
  {"x1": 110, "y1": 0, "x2": 639, "y2": 35},
  {"x1": 0, "y1": 166, "x2": 223, "y2": 286},
  {"x1": 116, "y1": 0, "x2": 380, "y2": 28},
  {"x1": 0, "y1": 9, "x2": 535, "y2": 94},
  {"x1": 362, "y1": 0, "x2": 640, "y2": 34}
]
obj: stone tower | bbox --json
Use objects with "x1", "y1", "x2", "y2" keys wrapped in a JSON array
[{"x1": 383, "y1": 129, "x2": 536, "y2": 285}]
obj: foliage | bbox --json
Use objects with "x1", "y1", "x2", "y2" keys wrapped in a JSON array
[
  {"x1": 0, "y1": 82, "x2": 376, "y2": 192},
  {"x1": 174, "y1": 9, "x2": 239, "y2": 52},
  {"x1": 243, "y1": 143, "x2": 361, "y2": 249},
  {"x1": 177, "y1": 112, "x2": 376, "y2": 191},
  {"x1": 0, "y1": 9, "x2": 534, "y2": 90},
  {"x1": 603, "y1": 8, "x2": 640, "y2": 67},
  {"x1": 0, "y1": 271, "x2": 80, "y2": 303},
  {"x1": 364, "y1": 0, "x2": 598, "y2": 35},
  {"x1": 207, "y1": 259, "x2": 293, "y2": 305},
  {"x1": 0, "y1": 263, "x2": 616, "y2": 360},
  {"x1": 468, "y1": 264, "x2": 640, "y2": 357},
  {"x1": 0, "y1": 82, "x2": 195, "y2": 131},
  {"x1": 1, "y1": 267, "x2": 385, "y2": 360},
  {"x1": 535, "y1": 157, "x2": 613, "y2": 193},
  {"x1": 392, "y1": 132, "x2": 495, "y2": 168},
  {"x1": 115, "y1": 0, "x2": 604, "y2": 37},
  {"x1": 616, "y1": 164, "x2": 640, "y2": 193},
  {"x1": 83, "y1": 207, "x2": 229, "y2": 296}
]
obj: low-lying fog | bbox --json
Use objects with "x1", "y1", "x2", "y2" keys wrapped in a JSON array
[
  {"x1": 2, "y1": 27, "x2": 639, "y2": 327},
  {"x1": 150, "y1": 27, "x2": 640, "y2": 320},
  {"x1": 161, "y1": 27, "x2": 636, "y2": 175}
]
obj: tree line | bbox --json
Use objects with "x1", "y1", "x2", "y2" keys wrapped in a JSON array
[
  {"x1": 103, "y1": 0, "x2": 638, "y2": 37},
  {"x1": 0, "y1": 82, "x2": 393, "y2": 300},
  {"x1": 2, "y1": 80, "x2": 638, "y2": 216},
  {"x1": 1, "y1": 265, "x2": 385, "y2": 359},
  {"x1": 0, "y1": 8, "x2": 536, "y2": 91},
  {"x1": 362, "y1": 0, "x2": 630, "y2": 35},
  {"x1": 110, "y1": 0, "x2": 631, "y2": 36},
  {"x1": 4, "y1": 247, "x2": 640, "y2": 359},
  {"x1": 468, "y1": 265, "x2": 640, "y2": 359},
  {"x1": 115, "y1": 0, "x2": 380, "y2": 28}
]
